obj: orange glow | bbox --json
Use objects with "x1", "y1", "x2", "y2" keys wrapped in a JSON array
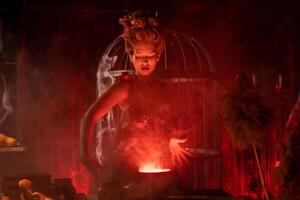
[{"x1": 139, "y1": 162, "x2": 171, "y2": 173}]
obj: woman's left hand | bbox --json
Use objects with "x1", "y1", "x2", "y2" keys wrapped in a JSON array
[{"x1": 169, "y1": 137, "x2": 192, "y2": 166}]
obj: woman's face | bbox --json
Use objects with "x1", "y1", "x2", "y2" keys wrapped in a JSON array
[{"x1": 130, "y1": 42, "x2": 159, "y2": 76}]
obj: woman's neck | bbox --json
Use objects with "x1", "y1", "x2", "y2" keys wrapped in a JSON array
[{"x1": 137, "y1": 74, "x2": 155, "y2": 83}]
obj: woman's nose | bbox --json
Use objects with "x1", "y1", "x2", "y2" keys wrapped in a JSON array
[{"x1": 141, "y1": 57, "x2": 149, "y2": 63}]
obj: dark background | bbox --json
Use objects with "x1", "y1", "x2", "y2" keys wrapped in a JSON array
[{"x1": 0, "y1": 0, "x2": 300, "y2": 196}]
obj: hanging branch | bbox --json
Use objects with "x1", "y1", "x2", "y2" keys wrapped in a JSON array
[{"x1": 220, "y1": 73, "x2": 273, "y2": 200}]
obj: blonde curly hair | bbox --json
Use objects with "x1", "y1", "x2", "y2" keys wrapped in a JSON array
[{"x1": 119, "y1": 11, "x2": 166, "y2": 56}]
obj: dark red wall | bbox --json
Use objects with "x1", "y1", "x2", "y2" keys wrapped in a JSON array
[{"x1": 1, "y1": 0, "x2": 299, "y2": 197}]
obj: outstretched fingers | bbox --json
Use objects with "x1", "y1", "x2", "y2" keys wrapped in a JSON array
[
  {"x1": 178, "y1": 152, "x2": 189, "y2": 164},
  {"x1": 176, "y1": 138, "x2": 188, "y2": 144}
]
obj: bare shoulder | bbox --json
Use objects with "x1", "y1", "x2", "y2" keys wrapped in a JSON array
[
  {"x1": 102, "y1": 80, "x2": 131, "y2": 102},
  {"x1": 83, "y1": 80, "x2": 131, "y2": 121},
  {"x1": 110, "y1": 80, "x2": 130, "y2": 95}
]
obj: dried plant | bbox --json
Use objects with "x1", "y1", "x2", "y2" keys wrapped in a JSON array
[
  {"x1": 220, "y1": 73, "x2": 274, "y2": 200},
  {"x1": 220, "y1": 73, "x2": 273, "y2": 150}
]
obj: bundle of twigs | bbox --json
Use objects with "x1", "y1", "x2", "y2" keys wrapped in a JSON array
[{"x1": 220, "y1": 73, "x2": 273, "y2": 200}]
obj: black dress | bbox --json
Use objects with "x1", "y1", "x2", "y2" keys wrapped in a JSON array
[{"x1": 98, "y1": 78, "x2": 175, "y2": 195}]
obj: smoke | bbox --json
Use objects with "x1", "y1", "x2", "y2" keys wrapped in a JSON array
[{"x1": 120, "y1": 128, "x2": 172, "y2": 170}]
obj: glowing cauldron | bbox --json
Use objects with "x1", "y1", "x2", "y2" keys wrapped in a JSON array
[{"x1": 126, "y1": 164, "x2": 174, "y2": 200}]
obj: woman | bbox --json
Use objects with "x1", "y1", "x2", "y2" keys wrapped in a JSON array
[{"x1": 80, "y1": 11, "x2": 190, "y2": 198}]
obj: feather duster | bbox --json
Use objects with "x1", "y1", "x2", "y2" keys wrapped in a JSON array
[
  {"x1": 220, "y1": 73, "x2": 273, "y2": 150},
  {"x1": 220, "y1": 73, "x2": 274, "y2": 200}
]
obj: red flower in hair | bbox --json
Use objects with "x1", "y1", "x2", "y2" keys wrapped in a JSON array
[
  {"x1": 119, "y1": 15, "x2": 130, "y2": 26},
  {"x1": 119, "y1": 11, "x2": 159, "y2": 40},
  {"x1": 131, "y1": 18, "x2": 146, "y2": 28},
  {"x1": 148, "y1": 18, "x2": 158, "y2": 27}
]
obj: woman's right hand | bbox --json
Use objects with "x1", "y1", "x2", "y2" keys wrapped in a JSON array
[{"x1": 169, "y1": 137, "x2": 192, "y2": 166}]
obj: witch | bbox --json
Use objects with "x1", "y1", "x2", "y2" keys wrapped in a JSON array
[{"x1": 80, "y1": 11, "x2": 190, "y2": 199}]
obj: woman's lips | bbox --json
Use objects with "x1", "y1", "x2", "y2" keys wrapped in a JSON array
[{"x1": 141, "y1": 67, "x2": 150, "y2": 70}]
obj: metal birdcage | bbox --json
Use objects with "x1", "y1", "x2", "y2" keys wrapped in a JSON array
[{"x1": 96, "y1": 29, "x2": 220, "y2": 189}]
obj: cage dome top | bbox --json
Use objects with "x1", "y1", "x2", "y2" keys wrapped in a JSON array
[{"x1": 98, "y1": 29, "x2": 216, "y2": 81}]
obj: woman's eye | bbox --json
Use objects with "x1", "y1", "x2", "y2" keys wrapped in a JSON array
[{"x1": 134, "y1": 55, "x2": 156, "y2": 61}]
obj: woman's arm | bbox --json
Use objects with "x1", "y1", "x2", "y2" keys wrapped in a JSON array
[{"x1": 79, "y1": 81, "x2": 130, "y2": 184}]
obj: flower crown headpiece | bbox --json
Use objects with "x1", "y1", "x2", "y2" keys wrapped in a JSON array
[{"x1": 119, "y1": 11, "x2": 159, "y2": 39}]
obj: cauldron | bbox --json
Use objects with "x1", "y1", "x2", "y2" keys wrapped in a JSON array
[{"x1": 126, "y1": 170, "x2": 175, "y2": 200}]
